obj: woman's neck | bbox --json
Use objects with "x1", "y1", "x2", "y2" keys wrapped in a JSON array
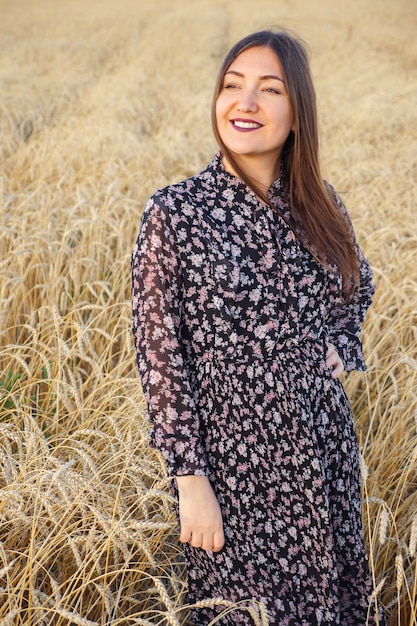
[{"x1": 222, "y1": 153, "x2": 281, "y2": 190}]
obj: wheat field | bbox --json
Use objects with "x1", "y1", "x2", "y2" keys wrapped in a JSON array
[{"x1": 0, "y1": 0, "x2": 416, "y2": 624}]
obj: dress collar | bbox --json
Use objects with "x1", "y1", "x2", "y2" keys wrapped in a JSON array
[{"x1": 207, "y1": 152, "x2": 284, "y2": 194}]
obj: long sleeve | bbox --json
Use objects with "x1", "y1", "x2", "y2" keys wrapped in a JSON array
[
  {"x1": 131, "y1": 196, "x2": 210, "y2": 476},
  {"x1": 325, "y1": 192, "x2": 376, "y2": 372}
]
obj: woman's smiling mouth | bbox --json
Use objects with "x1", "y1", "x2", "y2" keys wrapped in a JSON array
[{"x1": 231, "y1": 118, "x2": 263, "y2": 131}]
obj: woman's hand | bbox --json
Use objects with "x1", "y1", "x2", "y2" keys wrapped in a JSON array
[
  {"x1": 326, "y1": 342, "x2": 345, "y2": 379},
  {"x1": 176, "y1": 475, "x2": 225, "y2": 552}
]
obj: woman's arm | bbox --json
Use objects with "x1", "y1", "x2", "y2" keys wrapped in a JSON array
[
  {"x1": 131, "y1": 196, "x2": 209, "y2": 476},
  {"x1": 132, "y1": 196, "x2": 224, "y2": 550},
  {"x1": 325, "y1": 192, "x2": 376, "y2": 372}
]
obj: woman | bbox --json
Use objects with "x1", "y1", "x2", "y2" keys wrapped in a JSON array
[{"x1": 132, "y1": 28, "x2": 385, "y2": 626}]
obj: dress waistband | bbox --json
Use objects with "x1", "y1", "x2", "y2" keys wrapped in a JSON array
[{"x1": 195, "y1": 332, "x2": 328, "y2": 374}]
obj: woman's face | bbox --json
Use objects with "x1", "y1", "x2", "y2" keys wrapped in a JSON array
[{"x1": 215, "y1": 46, "x2": 294, "y2": 168}]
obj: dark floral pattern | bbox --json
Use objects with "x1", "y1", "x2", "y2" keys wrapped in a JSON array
[{"x1": 131, "y1": 154, "x2": 385, "y2": 625}]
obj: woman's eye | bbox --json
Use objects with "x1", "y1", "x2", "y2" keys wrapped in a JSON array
[
  {"x1": 264, "y1": 87, "x2": 280, "y2": 94},
  {"x1": 224, "y1": 83, "x2": 238, "y2": 90}
]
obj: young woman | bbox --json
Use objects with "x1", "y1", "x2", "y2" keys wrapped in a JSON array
[{"x1": 132, "y1": 28, "x2": 385, "y2": 626}]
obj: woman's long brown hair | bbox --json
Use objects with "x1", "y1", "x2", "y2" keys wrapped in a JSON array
[{"x1": 211, "y1": 28, "x2": 360, "y2": 299}]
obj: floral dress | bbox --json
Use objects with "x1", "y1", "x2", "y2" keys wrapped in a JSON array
[{"x1": 131, "y1": 154, "x2": 385, "y2": 626}]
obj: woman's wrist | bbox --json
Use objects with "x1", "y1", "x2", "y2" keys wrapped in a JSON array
[{"x1": 175, "y1": 475, "x2": 210, "y2": 492}]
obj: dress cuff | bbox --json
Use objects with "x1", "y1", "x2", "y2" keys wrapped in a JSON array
[
  {"x1": 327, "y1": 330, "x2": 367, "y2": 372},
  {"x1": 150, "y1": 432, "x2": 211, "y2": 477}
]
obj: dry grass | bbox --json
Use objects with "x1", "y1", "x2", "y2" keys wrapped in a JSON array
[{"x1": 0, "y1": 0, "x2": 416, "y2": 623}]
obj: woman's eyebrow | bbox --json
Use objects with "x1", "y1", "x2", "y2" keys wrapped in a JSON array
[{"x1": 225, "y1": 70, "x2": 284, "y2": 83}]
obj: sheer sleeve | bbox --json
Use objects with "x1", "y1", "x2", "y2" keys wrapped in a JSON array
[
  {"x1": 131, "y1": 196, "x2": 210, "y2": 476},
  {"x1": 325, "y1": 192, "x2": 376, "y2": 372}
]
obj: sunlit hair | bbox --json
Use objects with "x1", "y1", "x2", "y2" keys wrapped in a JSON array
[{"x1": 211, "y1": 28, "x2": 360, "y2": 298}]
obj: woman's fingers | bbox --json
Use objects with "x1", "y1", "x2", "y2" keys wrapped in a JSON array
[
  {"x1": 326, "y1": 342, "x2": 344, "y2": 379},
  {"x1": 179, "y1": 523, "x2": 192, "y2": 544},
  {"x1": 185, "y1": 529, "x2": 224, "y2": 552},
  {"x1": 212, "y1": 528, "x2": 225, "y2": 552},
  {"x1": 189, "y1": 531, "x2": 203, "y2": 549},
  {"x1": 181, "y1": 525, "x2": 225, "y2": 551},
  {"x1": 331, "y1": 360, "x2": 344, "y2": 379}
]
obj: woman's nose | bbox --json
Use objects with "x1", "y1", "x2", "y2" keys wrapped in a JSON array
[{"x1": 236, "y1": 90, "x2": 258, "y2": 112}]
